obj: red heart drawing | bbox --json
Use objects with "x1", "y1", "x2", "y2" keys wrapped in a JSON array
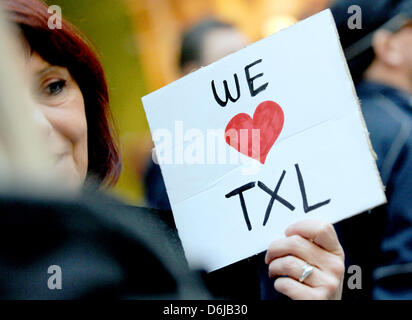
[{"x1": 224, "y1": 100, "x2": 284, "y2": 164}]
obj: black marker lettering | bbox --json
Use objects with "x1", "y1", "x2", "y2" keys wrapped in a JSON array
[
  {"x1": 258, "y1": 171, "x2": 295, "y2": 226},
  {"x1": 244, "y1": 59, "x2": 268, "y2": 97},
  {"x1": 295, "y1": 163, "x2": 331, "y2": 213},
  {"x1": 211, "y1": 74, "x2": 241, "y2": 107},
  {"x1": 225, "y1": 182, "x2": 256, "y2": 231}
]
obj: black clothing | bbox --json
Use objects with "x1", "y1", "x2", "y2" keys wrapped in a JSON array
[{"x1": 0, "y1": 188, "x2": 209, "y2": 299}]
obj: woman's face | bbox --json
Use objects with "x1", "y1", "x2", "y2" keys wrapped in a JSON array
[{"x1": 26, "y1": 51, "x2": 88, "y2": 188}]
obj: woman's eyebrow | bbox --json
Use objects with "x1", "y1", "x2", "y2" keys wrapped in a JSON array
[{"x1": 36, "y1": 65, "x2": 66, "y2": 78}]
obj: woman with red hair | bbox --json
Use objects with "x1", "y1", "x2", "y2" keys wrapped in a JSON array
[{"x1": 2, "y1": 0, "x2": 121, "y2": 188}]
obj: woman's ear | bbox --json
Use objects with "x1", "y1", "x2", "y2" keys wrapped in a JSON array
[{"x1": 372, "y1": 29, "x2": 404, "y2": 67}]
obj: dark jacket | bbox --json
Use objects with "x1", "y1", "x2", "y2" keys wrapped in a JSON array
[
  {"x1": 0, "y1": 188, "x2": 210, "y2": 299},
  {"x1": 336, "y1": 80, "x2": 412, "y2": 299}
]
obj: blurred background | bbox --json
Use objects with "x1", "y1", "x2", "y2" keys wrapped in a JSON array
[{"x1": 48, "y1": 0, "x2": 333, "y2": 205}]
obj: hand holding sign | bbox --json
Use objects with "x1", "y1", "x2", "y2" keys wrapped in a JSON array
[
  {"x1": 142, "y1": 9, "x2": 386, "y2": 272},
  {"x1": 266, "y1": 220, "x2": 345, "y2": 300}
]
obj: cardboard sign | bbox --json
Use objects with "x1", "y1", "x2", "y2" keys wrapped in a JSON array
[{"x1": 142, "y1": 9, "x2": 386, "y2": 272}]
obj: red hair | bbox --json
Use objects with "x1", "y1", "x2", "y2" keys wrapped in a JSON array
[{"x1": 2, "y1": 0, "x2": 121, "y2": 187}]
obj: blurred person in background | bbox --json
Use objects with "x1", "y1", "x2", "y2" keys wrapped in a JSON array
[{"x1": 331, "y1": 0, "x2": 412, "y2": 299}]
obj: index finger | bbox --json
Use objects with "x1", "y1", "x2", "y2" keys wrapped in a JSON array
[{"x1": 285, "y1": 220, "x2": 344, "y2": 257}]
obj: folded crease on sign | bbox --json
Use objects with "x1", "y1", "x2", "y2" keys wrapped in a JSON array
[{"x1": 167, "y1": 109, "x2": 385, "y2": 207}]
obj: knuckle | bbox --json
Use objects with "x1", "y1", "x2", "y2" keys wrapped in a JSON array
[
  {"x1": 266, "y1": 243, "x2": 277, "y2": 262},
  {"x1": 267, "y1": 240, "x2": 279, "y2": 254},
  {"x1": 282, "y1": 256, "x2": 296, "y2": 274},
  {"x1": 273, "y1": 278, "x2": 282, "y2": 291},
  {"x1": 325, "y1": 278, "x2": 340, "y2": 293},
  {"x1": 268, "y1": 259, "x2": 279, "y2": 274},
  {"x1": 319, "y1": 222, "x2": 334, "y2": 236},
  {"x1": 274, "y1": 278, "x2": 290, "y2": 293},
  {"x1": 337, "y1": 245, "x2": 345, "y2": 260},
  {"x1": 334, "y1": 245, "x2": 345, "y2": 261},
  {"x1": 329, "y1": 258, "x2": 345, "y2": 277},
  {"x1": 268, "y1": 264, "x2": 275, "y2": 278},
  {"x1": 289, "y1": 234, "x2": 303, "y2": 247}
]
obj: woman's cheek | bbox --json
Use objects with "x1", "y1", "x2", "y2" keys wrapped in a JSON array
[
  {"x1": 70, "y1": 94, "x2": 88, "y2": 180},
  {"x1": 55, "y1": 87, "x2": 88, "y2": 182}
]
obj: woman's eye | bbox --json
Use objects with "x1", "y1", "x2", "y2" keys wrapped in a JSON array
[{"x1": 45, "y1": 80, "x2": 66, "y2": 95}]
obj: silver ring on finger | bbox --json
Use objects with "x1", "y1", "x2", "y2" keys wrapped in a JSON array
[{"x1": 299, "y1": 263, "x2": 314, "y2": 283}]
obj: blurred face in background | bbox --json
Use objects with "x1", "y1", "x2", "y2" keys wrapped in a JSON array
[
  {"x1": 181, "y1": 25, "x2": 249, "y2": 75},
  {"x1": 368, "y1": 21, "x2": 412, "y2": 92},
  {"x1": 396, "y1": 23, "x2": 412, "y2": 81},
  {"x1": 26, "y1": 50, "x2": 88, "y2": 188},
  {"x1": 201, "y1": 27, "x2": 249, "y2": 65}
]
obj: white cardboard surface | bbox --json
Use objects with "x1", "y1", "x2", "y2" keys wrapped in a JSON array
[{"x1": 142, "y1": 9, "x2": 386, "y2": 272}]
